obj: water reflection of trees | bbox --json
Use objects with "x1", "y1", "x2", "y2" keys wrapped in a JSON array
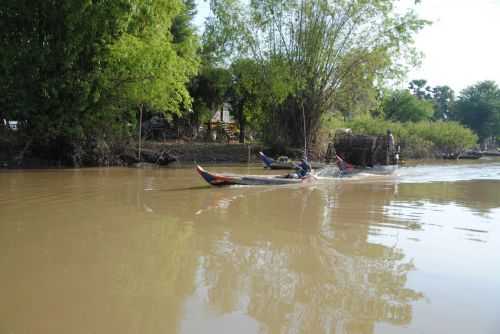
[
  {"x1": 193, "y1": 183, "x2": 423, "y2": 334},
  {"x1": 66, "y1": 168, "x2": 497, "y2": 333},
  {"x1": 132, "y1": 173, "x2": 500, "y2": 333}
]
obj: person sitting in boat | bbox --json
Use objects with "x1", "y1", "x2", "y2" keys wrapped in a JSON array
[
  {"x1": 336, "y1": 154, "x2": 353, "y2": 173},
  {"x1": 286, "y1": 159, "x2": 311, "y2": 178},
  {"x1": 297, "y1": 159, "x2": 311, "y2": 177}
]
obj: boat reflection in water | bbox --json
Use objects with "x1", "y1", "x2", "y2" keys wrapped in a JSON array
[
  {"x1": 1, "y1": 163, "x2": 499, "y2": 334},
  {"x1": 156, "y1": 181, "x2": 425, "y2": 333}
]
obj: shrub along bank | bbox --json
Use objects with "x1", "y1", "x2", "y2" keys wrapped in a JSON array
[{"x1": 322, "y1": 116, "x2": 478, "y2": 159}]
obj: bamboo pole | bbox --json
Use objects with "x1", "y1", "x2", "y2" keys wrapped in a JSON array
[{"x1": 301, "y1": 100, "x2": 307, "y2": 159}]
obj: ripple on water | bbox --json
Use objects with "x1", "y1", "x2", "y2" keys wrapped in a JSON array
[
  {"x1": 1, "y1": 165, "x2": 500, "y2": 334},
  {"x1": 396, "y1": 161, "x2": 500, "y2": 183}
]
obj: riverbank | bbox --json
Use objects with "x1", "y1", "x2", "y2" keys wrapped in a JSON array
[
  {"x1": 3, "y1": 139, "x2": 496, "y2": 169},
  {"x1": 0, "y1": 136, "x2": 265, "y2": 168},
  {"x1": 139, "y1": 141, "x2": 265, "y2": 165},
  {"x1": 1, "y1": 129, "x2": 493, "y2": 169}
]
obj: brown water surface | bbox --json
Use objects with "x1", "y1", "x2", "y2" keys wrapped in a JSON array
[{"x1": 1, "y1": 161, "x2": 499, "y2": 333}]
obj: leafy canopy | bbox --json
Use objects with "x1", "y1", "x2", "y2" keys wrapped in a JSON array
[
  {"x1": 204, "y1": 0, "x2": 429, "y2": 148},
  {"x1": 453, "y1": 81, "x2": 500, "y2": 140},
  {"x1": 0, "y1": 0, "x2": 199, "y2": 155},
  {"x1": 383, "y1": 90, "x2": 434, "y2": 122}
]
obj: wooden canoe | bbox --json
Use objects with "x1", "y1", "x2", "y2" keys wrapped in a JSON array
[{"x1": 196, "y1": 165, "x2": 316, "y2": 186}]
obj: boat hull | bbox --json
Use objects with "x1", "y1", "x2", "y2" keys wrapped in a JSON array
[
  {"x1": 443, "y1": 152, "x2": 483, "y2": 160},
  {"x1": 196, "y1": 165, "x2": 315, "y2": 186},
  {"x1": 482, "y1": 151, "x2": 500, "y2": 157}
]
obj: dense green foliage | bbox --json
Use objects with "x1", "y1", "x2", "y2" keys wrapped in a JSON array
[
  {"x1": 0, "y1": 0, "x2": 199, "y2": 163},
  {"x1": 323, "y1": 115, "x2": 478, "y2": 158},
  {"x1": 382, "y1": 90, "x2": 434, "y2": 122},
  {"x1": 203, "y1": 0, "x2": 428, "y2": 151},
  {"x1": 431, "y1": 85, "x2": 455, "y2": 121},
  {"x1": 1, "y1": 0, "x2": 498, "y2": 166},
  {"x1": 189, "y1": 66, "x2": 232, "y2": 127},
  {"x1": 409, "y1": 79, "x2": 433, "y2": 100},
  {"x1": 453, "y1": 81, "x2": 500, "y2": 141},
  {"x1": 227, "y1": 59, "x2": 263, "y2": 143},
  {"x1": 406, "y1": 80, "x2": 455, "y2": 121}
]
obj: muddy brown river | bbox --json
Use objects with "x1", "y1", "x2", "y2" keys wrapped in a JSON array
[{"x1": 1, "y1": 160, "x2": 499, "y2": 334}]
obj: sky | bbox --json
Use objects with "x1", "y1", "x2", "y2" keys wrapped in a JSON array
[
  {"x1": 194, "y1": 0, "x2": 500, "y2": 93},
  {"x1": 405, "y1": 0, "x2": 500, "y2": 93}
]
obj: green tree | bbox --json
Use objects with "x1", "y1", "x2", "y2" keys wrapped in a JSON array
[
  {"x1": 204, "y1": 0, "x2": 428, "y2": 151},
  {"x1": 189, "y1": 66, "x2": 232, "y2": 134},
  {"x1": 332, "y1": 49, "x2": 389, "y2": 121},
  {"x1": 432, "y1": 85, "x2": 455, "y2": 120},
  {"x1": 227, "y1": 59, "x2": 269, "y2": 143},
  {"x1": 1, "y1": 1, "x2": 133, "y2": 149},
  {"x1": 102, "y1": 0, "x2": 199, "y2": 124},
  {"x1": 383, "y1": 90, "x2": 434, "y2": 122},
  {"x1": 409, "y1": 79, "x2": 432, "y2": 100},
  {"x1": 0, "y1": 0, "x2": 199, "y2": 163},
  {"x1": 453, "y1": 81, "x2": 500, "y2": 141},
  {"x1": 171, "y1": 0, "x2": 197, "y2": 45}
]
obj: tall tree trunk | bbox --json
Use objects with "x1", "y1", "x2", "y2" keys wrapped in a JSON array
[
  {"x1": 207, "y1": 118, "x2": 212, "y2": 141},
  {"x1": 238, "y1": 108, "x2": 245, "y2": 144},
  {"x1": 238, "y1": 102, "x2": 245, "y2": 143},
  {"x1": 138, "y1": 104, "x2": 143, "y2": 161}
]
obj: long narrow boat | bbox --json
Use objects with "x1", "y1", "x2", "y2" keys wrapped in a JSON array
[
  {"x1": 258, "y1": 152, "x2": 325, "y2": 170},
  {"x1": 196, "y1": 165, "x2": 316, "y2": 186},
  {"x1": 442, "y1": 151, "x2": 483, "y2": 160},
  {"x1": 334, "y1": 154, "x2": 398, "y2": 176}
]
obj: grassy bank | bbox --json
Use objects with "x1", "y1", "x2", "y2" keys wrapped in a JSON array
[{"x1": 322, "y1": 116, "x2": 478, "y2": 159}]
